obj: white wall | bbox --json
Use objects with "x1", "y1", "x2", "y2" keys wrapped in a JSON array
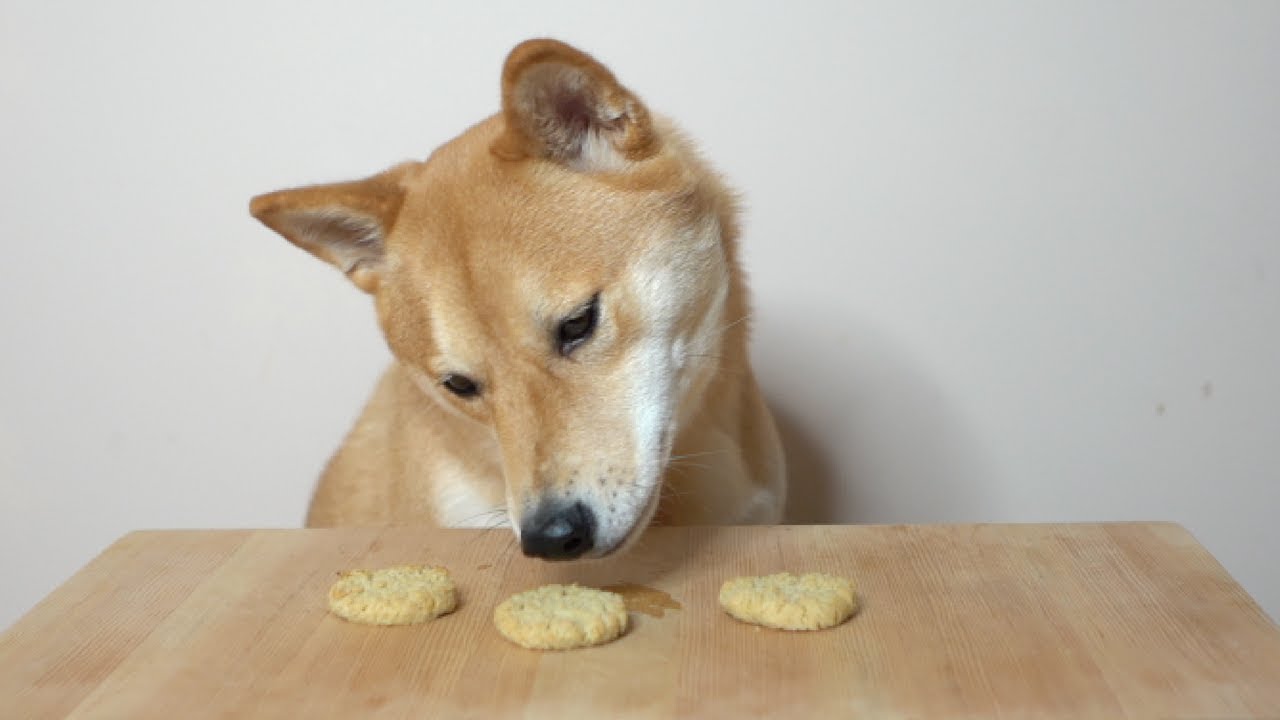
[{"x1": 2, "y1": 1, "x2": 1277, "y2": 629}]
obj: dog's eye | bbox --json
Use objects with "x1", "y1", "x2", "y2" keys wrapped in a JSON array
[
  {"x1": 557, "y1": 295, "x2": 599, "y2": 356},
  {"x1": 442, "y1": 374, "x2": 480, "y2": 398}
]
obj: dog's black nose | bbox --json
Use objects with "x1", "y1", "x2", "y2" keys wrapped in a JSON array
[{"x1": 521, "y1": 502, "x2": 595, "y2": 560}]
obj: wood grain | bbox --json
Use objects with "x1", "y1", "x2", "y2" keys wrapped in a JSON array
[{"x1": 2, "y1": 524, "x2": 1278, "y2": 718}]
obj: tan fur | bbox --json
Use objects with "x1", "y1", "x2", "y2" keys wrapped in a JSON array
[{"x1": 250, "y1": 39, "x2": 785, "y2": 555}]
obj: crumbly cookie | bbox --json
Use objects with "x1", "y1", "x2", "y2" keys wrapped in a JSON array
[
  {"x1": 327, "y1": 565, "x2": 457, "y2": 625},
  {"x1": 494, "y1": 584, "x2": 628, "y2": 650},
  {"x1": 719, "y1": 572, "x2": 858, "y2": 631}
]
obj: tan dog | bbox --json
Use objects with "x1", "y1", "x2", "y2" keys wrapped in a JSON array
[{"x1": 251, "y1": 39, "x2": 784, "y2": 559}]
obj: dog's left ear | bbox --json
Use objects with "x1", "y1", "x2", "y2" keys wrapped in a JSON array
[
  {"x1": 249, "y1": 163, "x2": 415, "y2": 293},
  {"x1": 491, "y1": 39, "x2": 660, "y2": 171}
]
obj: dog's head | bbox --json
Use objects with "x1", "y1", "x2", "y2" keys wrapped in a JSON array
[{"x1": 251, "y1": 39, "x2": 737, "y2": 559}]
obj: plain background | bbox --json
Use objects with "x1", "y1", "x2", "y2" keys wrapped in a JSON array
[{"x1": 2, "y1": 1, "x2": 1277, "y2": 630}]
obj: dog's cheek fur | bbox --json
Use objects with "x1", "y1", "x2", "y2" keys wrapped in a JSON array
[
  {"x1": 567, "y1": 221, "x2": 727, "y2": 552},
  {"x1": 374, "y1": 253, "x2": 495, "y2": 426}
]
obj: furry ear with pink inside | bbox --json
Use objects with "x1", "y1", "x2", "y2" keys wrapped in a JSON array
[
  {"x1": 491, "y1": 38, "x2": 660, "y2": 171},
  {"x1": 249, "y1": 163, "x2": 416, "y2": 293}
]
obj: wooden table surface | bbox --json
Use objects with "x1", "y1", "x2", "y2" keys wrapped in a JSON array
[{"x1": 3, "y1": 523, "x2": 1279, "y2": 718}]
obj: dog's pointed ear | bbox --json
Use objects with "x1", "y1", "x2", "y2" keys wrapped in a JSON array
[
  {"x1": 491, "y1": 39, "x2": 660, "y2": 171},
  {"x1": 249, "y1": 163, "x2": 415, "y2": 293}
]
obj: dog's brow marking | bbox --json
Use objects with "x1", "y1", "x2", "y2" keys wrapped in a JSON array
[
  {"x1": 424, "y1": 287, "x2": 486, "y2": 394},
  {"x1": 427, "y1": 297, "x2": 457, "y2": 367}
]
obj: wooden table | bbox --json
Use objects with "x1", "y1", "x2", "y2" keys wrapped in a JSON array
[{"x1": 4, "y1": 523, "x2": 1279, "y2": 718}]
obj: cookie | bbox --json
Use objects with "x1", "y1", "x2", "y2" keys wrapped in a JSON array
[
  {"x1": 494, "y1": 584, "x2": 628, "y2": 650},
  {"x1": 719, "y1": 572, "x2": 858, "y2": 631},
  {"x1": 327, "y1": 565, "x2": 457, "y2": 625}
]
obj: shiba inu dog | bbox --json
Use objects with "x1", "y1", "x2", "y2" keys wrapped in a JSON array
[{"x1": 251, "y1": 39, "x2": 784, "y2": 560}]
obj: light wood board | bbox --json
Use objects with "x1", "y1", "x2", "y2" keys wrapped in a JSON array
[{"x1": 3, "y1": 523, "x2": 1279, "y2": 718}]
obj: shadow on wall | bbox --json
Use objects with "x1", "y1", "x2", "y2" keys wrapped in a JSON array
[{"x1": 754, "y1": 305, "x2": 993, "y2": 525}]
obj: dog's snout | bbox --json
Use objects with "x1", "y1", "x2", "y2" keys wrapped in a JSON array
[{"x1": 520, "y1": 502, "x2": 595, "y2": 560}]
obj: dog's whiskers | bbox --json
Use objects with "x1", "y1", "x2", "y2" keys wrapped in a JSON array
[
  {"x1": 668, "y1": 460, "x2": 712, "y2": 472},
  {"x1": 478, "y1": 513, "x2": 510, "y2": 531},
  {"x1": 454, "y1": 507, "x2": 516, "y2": 544},
  {"x1": 456, "y1": 506, "x2": 509, "y2": 527},
  {"x1": 684, "y1": 353, "x2": 748, "y2": 378},
  {"x1": 721, "y1": 312, "x2": 747, "y2": 335},
  {"x1": 670, "y1": 449, "x2": 730, "y2": 461}
]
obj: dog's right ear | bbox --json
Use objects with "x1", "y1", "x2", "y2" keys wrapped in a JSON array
[
  {"x1": 491, "y1": 39, "x2": 660, "y2": 172},
  {"x1": 249, "y1": 163, "x2": 415, "y2": 293}
]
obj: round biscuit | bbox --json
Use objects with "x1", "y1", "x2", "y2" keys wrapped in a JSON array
[
  {"x1": 719, "y1": 572, "x2": 858, "y2": 631},
  {"x1": 327, "y1": 565, "x2": 457, "y2": 625},
  {"x1": 494, "y1": 584, "x2": 628, "y2": 650}
]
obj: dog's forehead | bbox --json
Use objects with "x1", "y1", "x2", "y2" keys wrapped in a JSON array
[
  {"x1": 396, "y1": 164, "x2": 683, "y2": 296},
  {"x1": 380, "y1": 117, "x2": 717, "y2": 367}
]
